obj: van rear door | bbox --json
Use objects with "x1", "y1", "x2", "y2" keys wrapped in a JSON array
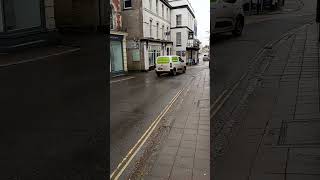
[{"x1": 156, "y1": 56, "x2": 171, "y2": 71}]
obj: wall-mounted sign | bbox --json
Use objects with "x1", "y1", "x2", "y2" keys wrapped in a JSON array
[
  {"x1": 110, "y1": 34, "x2": 123, "y2": 41},
  {"x1": 188, "y1": 32, "x2": 194, "y2": 39},
  {"x1": 132, "y1": 49, "x2": 140, "y2": 61}
]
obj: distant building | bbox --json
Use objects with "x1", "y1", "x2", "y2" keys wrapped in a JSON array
[
  {"x1": 122, "y1": 0, "x2": 173, "y2": 71},
  {"x1": 0, "y1": 0, "x2": 56, "y2": 52},
  {"x1": 110, "y1": 0, "x2": 128, "y2": 76},
  {"x1": 168, "y1": 0, "x2": 200, "y2": 64}
]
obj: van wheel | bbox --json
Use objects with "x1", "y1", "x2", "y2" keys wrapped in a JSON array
[
  {"x1": 171, "y1": 68, "x2": 177, "y2": 76},
  {"x1": 183, "y1": 66, "x2": 186, "y2": 73}
]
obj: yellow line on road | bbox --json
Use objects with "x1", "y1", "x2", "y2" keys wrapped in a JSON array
[
  {"x1": 110, "y1": 79, "x2": 192, "y2": 179},
  {"x1": 211, "y1": 74, "x2": 246, "y2": 119}
]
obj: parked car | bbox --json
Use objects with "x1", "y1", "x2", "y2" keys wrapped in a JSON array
[
  {"x1": 211, "y1": 0, "x2": 245, "y2": 36},
  {"x1": 203, "y1": 54, "x2": 210, "y2": 61},
  {"x1": 155, "y1": 56, "x2": 186, "y2": 77}
]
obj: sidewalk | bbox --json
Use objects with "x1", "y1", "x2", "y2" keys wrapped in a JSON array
[
  {"x1": 213, "y1": 23, "x2": 320, "y2": 179},
  {"x1": 129, "y1": 68, "x2": 210, "y2": 180}
]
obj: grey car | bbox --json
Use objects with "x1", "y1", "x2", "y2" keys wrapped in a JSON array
[{"x1": 211, "y1": 0, "x2": 245, "y2": 36}]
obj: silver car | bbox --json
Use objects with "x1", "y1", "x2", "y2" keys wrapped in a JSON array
[{"x1": 211, "y1": 0, "x2": 245, "y2": 36}]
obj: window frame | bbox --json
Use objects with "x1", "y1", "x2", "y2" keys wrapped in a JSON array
[
  {"x1": 156, "y1": 0, "x2": 159, "y2": 14},
  {"x1": 149, "y1": 19, "x2": 153, "y2": 38},
  {"x1": 123, "y1": 0, "x2": 133, "y2": 9},
  {"x1": 176, "y1": 14, "x2": 182, "y2": 26},
  {"x1": 176, "y1": 32, "x2": 181, "y2": 46}
]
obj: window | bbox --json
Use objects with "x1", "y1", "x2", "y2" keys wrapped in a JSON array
[
  {"x1": 162, "y1": 4, "x2": 164, "y2": 17},
  {"x1": 124, "y1": 0, "x2": 132, "y2": 9},
  {"x1": 150, "y1": 20, "x2": 152, "y2": 37},
  {"x1": 156, "y1": 0, "x2": 159, "y2": 14},
  {"x1": 176, "y1": 51, "x2": 182, "y2": 56},
  {"x1": 3, "y1": 0, "x2": 42, "y2": 31},
  {"x1": 156, "y1": 23, "x2": 159, "y2": 39},
  {"x1": 166, "y1": 27, "x2": 169, "y2": 40},
  {"x1": 176, "y1": 32, "x2": 181, "y2": 46},
  {"x1": 162, "y1": 25, "x2": 164, "y2": 39},
  {"x1": 149, "y1": 0, "x2": 152, "y2": 10},
  {"x1": 166, "y1": 8, "x2": 168, "y2": 20},
  {"x1": 176, "y1": 15, "x2": 182, "y2": 26}
]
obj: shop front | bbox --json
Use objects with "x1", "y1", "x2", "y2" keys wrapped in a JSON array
[
  {"x1": 0, "y1": 0, "x2": 56, "y2": 52},
  {"x1": 110, "y1": 33, "x2": 127, "y2": 76},
  {"x1": 141, "y1": 39, "x2": 173, "y2": 71}
]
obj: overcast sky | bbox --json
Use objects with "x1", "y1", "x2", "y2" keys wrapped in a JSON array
[{"x1": 189, "y1": 0, "x2": 210, "y2": 46}]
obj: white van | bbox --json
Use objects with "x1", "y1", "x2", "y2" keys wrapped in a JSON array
[{"x1": 155, "y1": 56, "x2": 186, "y2": 77}]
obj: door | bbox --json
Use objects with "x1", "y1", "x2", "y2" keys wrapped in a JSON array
[{"x1": 110, "y1": 40, "x2": 124, "y2": 73}]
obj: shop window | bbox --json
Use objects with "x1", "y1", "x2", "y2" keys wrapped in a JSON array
[
  {"x1": 124, "y1": 0, "x2": 132, "y2": 9},
  {"x1": 3, "y1": 0, "x2": 42, "y2": 31},
  {"x1": 110, "y1": 40, "x2": 124, "y2": 72}
]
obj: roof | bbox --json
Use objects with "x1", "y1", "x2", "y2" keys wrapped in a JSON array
[{"x1": 160, "y1": 0, "x2": 173, "y2": 8}]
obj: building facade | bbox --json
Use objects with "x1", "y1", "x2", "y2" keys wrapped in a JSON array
[
  {"x1": 110, "y1": 0, "x2": 128, "y2": 76},
  {"x1": 122, "y1": 0, "x2": 173, "y2": 71},
  {"x1": 0, "y1": 0, "x2": 56, "y2": 52},
  {"x1": 168, "y1": 0, "x2": 200, "y2": 64}
]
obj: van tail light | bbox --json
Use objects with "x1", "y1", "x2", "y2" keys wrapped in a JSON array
[{"x1": 170, "y1": 63, "x2": 172, "y2": 68}]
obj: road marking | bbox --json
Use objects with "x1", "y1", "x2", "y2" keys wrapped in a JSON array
[
  {"x1": 211, "y1": 74, "x2": 246, "y2": 119},
  {"x1": 110, "y1": 79, "x2": 193, "y2": 179},
  {"x1": 0, "y1": 48, "x2": 81, "y2": 67},
  {"x1": 110, "y1": 77, "x2": 135, "y2": 84}
]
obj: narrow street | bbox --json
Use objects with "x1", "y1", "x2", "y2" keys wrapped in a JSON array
[{"x1": 110, "y1": 60, "x2": 208, "y2": 173}]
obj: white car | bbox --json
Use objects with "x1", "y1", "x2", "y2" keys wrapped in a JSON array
[
  {"x1": 203, "y1": 54, "x2": 210, "y2": 61},
  {"x1": 155, "y1": 56, "x2": 186, "y2": 77},
  {"x1": 211, "y1": 0, "x2": 245, "y2": 36}
]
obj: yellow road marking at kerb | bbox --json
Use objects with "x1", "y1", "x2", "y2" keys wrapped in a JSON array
[
  {"x1": 211, "y1": 74, "x2": 247, "y2": 119},
  {"x1": 110, "y1": 80, "x2": 192, "y2": 179}
]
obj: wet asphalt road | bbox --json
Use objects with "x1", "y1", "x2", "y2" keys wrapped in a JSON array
[
  {"x1": 211, "y1": 0, "x2": 316, "y2": 101},
  {"x1": 0, "y1": 34, "x2": 107, "y2": 179},
  {"x1": 110, "y1": 60, "x2": 209, "y2": 172}
]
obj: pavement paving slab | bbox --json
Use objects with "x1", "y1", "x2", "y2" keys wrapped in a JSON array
[
  {"x1": 128, "y1": 68, "x2": 210, "y2": 179},
  {"x1": 212, "y1": 19, "x2": 320, "y2": 180}
]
